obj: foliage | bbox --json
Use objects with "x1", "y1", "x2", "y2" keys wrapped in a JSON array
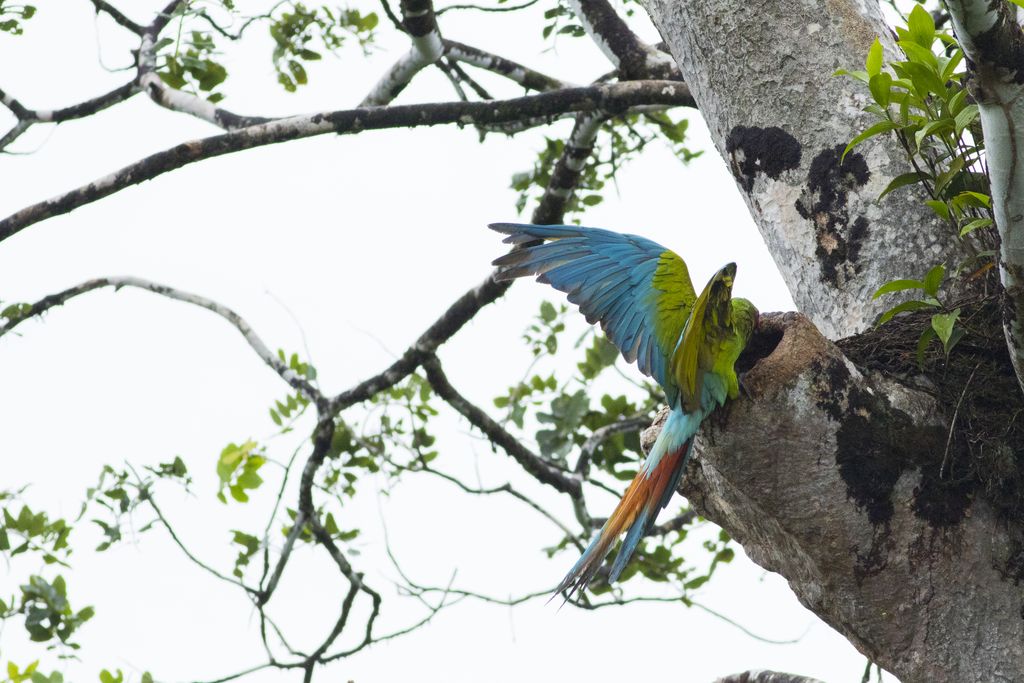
[
  {"x1": 0, "y1": 1, "x2": 34, "y2": 35},
  {"x1": 0, "y1": 0, "x2": 755, "y2": 677},
  {"x1": 268, "y1": 3, "x2": 378, "y2": 92},
  {"x1": 157, "y1": 30, "x2": 228, "y2": 102},
  {"x1": 841, "y1": 4, "x2": 993, "y2": 363},
  {"x1": 150, "y1": 0, "x2": 379, "y2": 99},
  {"x1": 871, "y1": 263, "x2": 965, "y2": 366},
  {"x1": 512, "y1": 113, "x2": 701, "y2": 221}
]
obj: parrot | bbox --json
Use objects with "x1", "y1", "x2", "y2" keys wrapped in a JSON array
[{"x1": 488, "y1": 222, "x2": 759, "y2": 600}]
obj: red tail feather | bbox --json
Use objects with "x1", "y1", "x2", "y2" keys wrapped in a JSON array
[{"x1": 555, "y1": 437, "x2": 693, "y2": 600}]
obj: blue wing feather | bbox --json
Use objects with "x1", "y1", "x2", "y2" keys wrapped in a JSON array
[{"x1": 490, "y1": 222, "x2": 695, "y2": 402}]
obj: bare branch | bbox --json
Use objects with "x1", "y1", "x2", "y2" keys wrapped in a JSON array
[
  {"x1": 0, "y1": 80, "x2": 694, "y2": 242},
  {"x1": 444, "y1": 40, "x2": 575, "y2": 91},
  {"x1": 135, "y1": 30, "x2": 272, "y2": 130},
  {"x1": 327, "y1": 85, "x2": 626, "y2": 419},
  {"x1": 0, "y1": 276, "x2": 323, "y2": 404},
  {"x1": 566, "y1": 0, "x2": 680, "y2": 79},
  {"x1": 421, "y1": 354, "x2": 583, "y2": 496},
  {"x1": 436, "y1": 0, "x2": 540, "y2": 15},
  {"x1": 140, "y1": 482, "x2": 260, "y2": 596},
  {"x1": 0, "y1": 81, "x2": 138, "y2": 151},
  {"x1": 89, "y1": 0, "x2": 145, "y2": 34},
  {"x1": 361, "y1": 0, "x2": 444, "y2": 105},
  {"x1": 389, "y1": 456, "x2": 585, "y2": 550},
  {"x1": 296, "y1": 418, "x2": 383, "y2": 663}
]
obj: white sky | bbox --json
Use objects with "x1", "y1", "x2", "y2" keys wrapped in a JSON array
[{"x1": 0, "y1": 2, "x2": 896, "y2": 682}]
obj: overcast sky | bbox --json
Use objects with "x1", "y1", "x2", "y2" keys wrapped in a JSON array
[{"x1": 0, "y1": 2, "x2": 895, "y2": 682}]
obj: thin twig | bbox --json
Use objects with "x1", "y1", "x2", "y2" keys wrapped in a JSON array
[{"x1": 941, "y1": 362, "x2": 980, "y2": 477}]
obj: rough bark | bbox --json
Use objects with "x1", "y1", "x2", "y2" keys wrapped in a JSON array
[
  {"x1": 945, "y1": 0, "x2": 1024, "y2": 394},
  {"x1": 641, "y1": 0, "x2": 971, "y2": 339},
  {"x1": 713, "y1": 672, "x2": 825, "y2": 683},
  {"x1": 643, "y1": 314, "x2": 1024, "y2": 682}
]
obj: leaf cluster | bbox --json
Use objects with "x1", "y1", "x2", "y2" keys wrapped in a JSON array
[
  {"x1": 0, "y1": 1, "x2": 34, "y2": 35},
  {"x1": 841, "y1": 5, "x2": 994, "y2": 362}
]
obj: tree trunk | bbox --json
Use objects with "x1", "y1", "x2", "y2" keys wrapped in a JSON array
[
  {"x1": 641, "y1": 0, "x2": 970, "y2": 339},
  {"x1": 643, "y1": 314, "x2": 1024, "y2": 682},
  {"x1": 637, "y1": 0, "x2": 1024, "y2": 679}
]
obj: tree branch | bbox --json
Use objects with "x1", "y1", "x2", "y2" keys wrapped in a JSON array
[
  {"x1": 566, "y1": 0, "x2": 679, "y2": 79},
  {"x1": 444, "y1": 40, "x2": 575, "y2": 91},
  {"x1": 361, "y1": 0, "x2": 444, "y2": 105},
  {"x1": 0, "y1": 81, "x2": 138, "y2": 151},
  {"x1": 0, "y1": 80, "x2": 693, "y2": 242},
  {"x1": 89, "y1": 0, "x2": 145, "y2": 34},
  {"x1": 945, "y1": 0, "x2": 1024, "y2": 394},
  {"x1": 296, "y1": 418, "x2": 383, "y2": 665},
  {"x1": 0, "y1": 276, "x2": 323, "y2": 404},
  {"x1": 421, "y1": 354, "x2": 583, "y2": 496}
]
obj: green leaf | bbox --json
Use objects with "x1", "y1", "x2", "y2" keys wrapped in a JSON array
[
  {"x1": 98, "y1": 670, "x2": 123, "y2": 683},
  {"x1": 922, "y1": 264, "x2": 945, "y2": 297},
  {"x1": 834, "y1": 68, "x2": 870, "y2": 84},
  {"x1": 907, "y1": 4, "x2": 935, "y2": 47},
  {"x1": 899, "y1": 40, "x2": 938, "y2": 68},
  {"x1": 934, "y1": 155, "x2": 966, "y2": 196},
  {"x1": 872, "y1": 279, "x2": 924, "y2": 299},
  {"x1": 931, "y1": 308, "x2": 961, "y2": 355},
  {"x1": 960, "y1": 217, "x2": 994, "y2": 236},
  {"x1": 878, "y1": 171, "x2": 930, "y2": 201},
  {"x1": 539, "y1": 301, "x2": 557, "y2": 324},
  {"x1": 954, "y1": 104, "x2": 979, "y2": 135},
  {"x1": 843, "y1": 120, "x2": 897, "y2": 161},
  {"x1": 900, "y1": 60, "x2": 947, "y2": 97},
  {"x1": 866, "y1": 37, "x2": 883, "y2": 77},
  {"x1": 684, "y1": 575, "x2": 709, "y2": 590},
  {"x1": 926, "y1": 199, "x2": 950, "y2": 221},
  {"x1": 941, "y1": 48, "x2": 965, "y2": 82},
  {"x1": 953, "y1": 190, "x2": 991, "y2": 209},
  {"x1": 947, "y1": 87, "x2": 968, "y2": 116},
  {"x1": 868, "y1": 72, "x2": 893, "y2": 107},
  {"x1": 877, "y1": 299, "x2": 939, "y2": 326},
  {"x1": 914, "y1": 118, "x2": 953, "y2": 151}
]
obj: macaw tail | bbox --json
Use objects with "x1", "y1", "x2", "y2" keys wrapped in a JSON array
[{"x1": 555, "y1": 408, "x2": 698, "y2": 601}]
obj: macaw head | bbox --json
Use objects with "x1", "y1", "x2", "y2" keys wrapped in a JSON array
[{"x1": 730, "y1": 297, "x2": 760, "y2": 345}]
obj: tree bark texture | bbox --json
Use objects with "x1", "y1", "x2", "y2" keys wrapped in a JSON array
[
  {"x1": 642, "y1": 313, "x2": 1024, "y2": 682},
  {"x1": 630, "y1": 1, "x2": 1024, "y2": 678},
  {"x1": 641, "y1": 0, "x2": 971, "y2": 339}
]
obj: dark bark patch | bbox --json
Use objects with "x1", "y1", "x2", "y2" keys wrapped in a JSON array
[
  {"x1": 812, "y1": 357, "x2": 966, "y2": 528},
  {"x1": 971, "y1": 2, "x2": 1024, "y2": 86},
  {"x1": 912, "y1": 465, "x2": 974, "y2": 527},
  {"x1": 725, "y1": 126, "x2": 802, "y2": 192},
  {"x1": 796, "y1": 145, "x2": 871, "y2": 287},
  {"x1": 837, "y1": 295, "x2": 1024, "y2": 526}
]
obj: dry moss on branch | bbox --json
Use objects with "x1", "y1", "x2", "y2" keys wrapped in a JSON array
[{"x1": 838, "y1": 293, "x2": 1024, "y2": 523}]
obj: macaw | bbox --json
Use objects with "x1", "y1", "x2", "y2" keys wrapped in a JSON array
[{"x1": 489, "y1": 222, "x2": 759, "y2": 599}]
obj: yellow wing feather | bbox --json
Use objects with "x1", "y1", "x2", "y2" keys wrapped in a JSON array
[{"x1": 673, "y1": 263, "x2": 736, "y2": 411}]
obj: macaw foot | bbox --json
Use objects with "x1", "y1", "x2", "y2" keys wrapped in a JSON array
[{"x1": 708, "y1": 400, "x2": 734, "y2": 438}]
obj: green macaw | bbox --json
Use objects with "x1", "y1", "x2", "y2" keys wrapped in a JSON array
[{"x1": 489, "y1": 222, "x2": 759, "y2": 598}]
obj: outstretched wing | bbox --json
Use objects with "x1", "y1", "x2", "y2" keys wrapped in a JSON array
[
  {"x1": 490, "y1": 223, "x2": 697, "y2": 406},
  {"x1": 673, "y1": 262, "x2": 736, "y2": 412}
]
